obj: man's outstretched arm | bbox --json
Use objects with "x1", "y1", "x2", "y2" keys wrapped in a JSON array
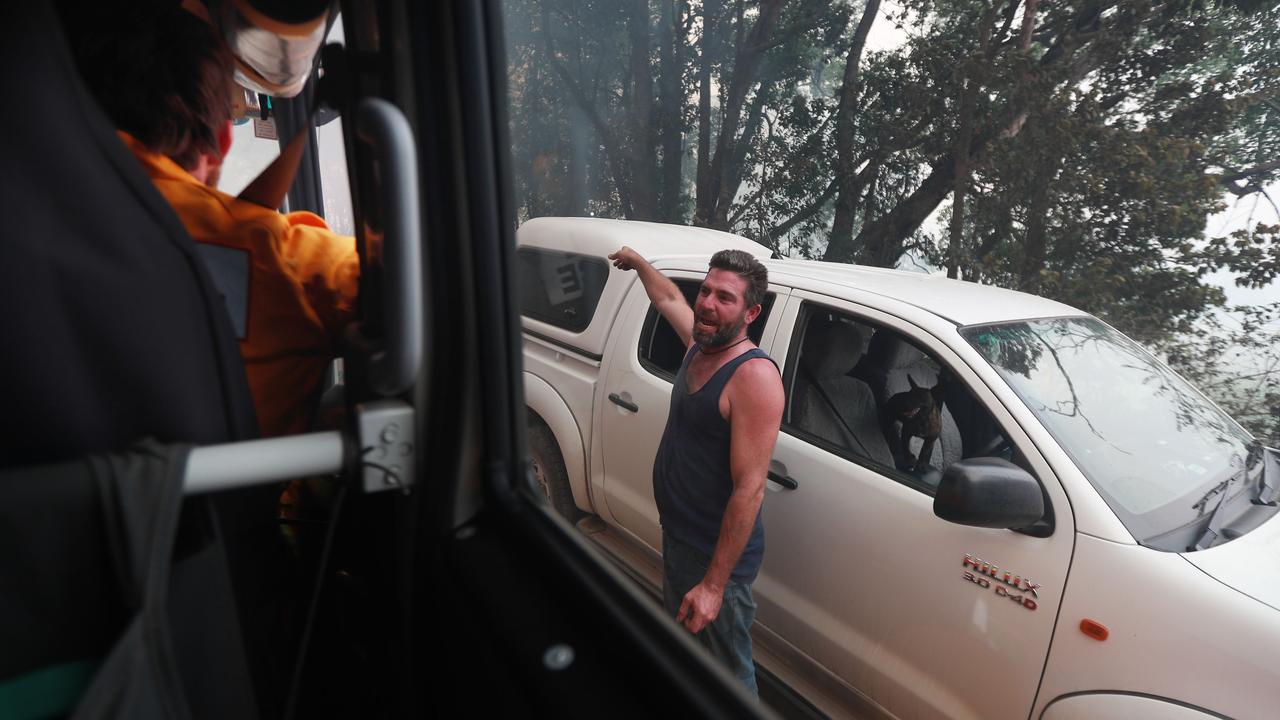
[{"x1": 609, "y1": 246, "x2": 694, "y2": 349}]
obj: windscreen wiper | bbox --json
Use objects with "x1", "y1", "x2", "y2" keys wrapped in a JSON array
[
  {"x1": 1191, "y1": 467, "x2": 1248, "y2": 551},
  {"x1": 1252, "y1": 446, "x2": 1279, "y2": 507}
]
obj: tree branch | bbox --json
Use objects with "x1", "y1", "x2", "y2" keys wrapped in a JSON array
[
  {"x1": 541, "y1": 9, "x2": 636, "y2": 218},
  {"x1": 742, "y1": 6, "x2": 831, "y2": 55},
  {"x1": 727, "y1": 113, "x2": 838, "y2": 225},
  {"x1": 1260, "y1": 187, "x2": 1280, "y2": 221},
  {"x1": 992, "y1": 0, "x2": 1020, "y2": 49},
  {"x1": 768, "y1": 177, "x2": 839, "y2": 238},
  {"x1": 1219, "y1": 158, "x2": 1280, "y2": 185}
]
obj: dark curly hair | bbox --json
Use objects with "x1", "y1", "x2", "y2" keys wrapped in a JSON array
[{"x1": 709, "y1": 249, "x2": 769, "y2": 308}]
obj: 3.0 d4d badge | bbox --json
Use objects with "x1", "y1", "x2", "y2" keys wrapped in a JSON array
[{"x1": 962, "y1": 554, "x2": 1040, "y2": 611}]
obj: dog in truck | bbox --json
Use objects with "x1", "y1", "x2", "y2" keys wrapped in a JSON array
[{"x1": 881, "y1": 374, "x2": 946, "y2": 472}]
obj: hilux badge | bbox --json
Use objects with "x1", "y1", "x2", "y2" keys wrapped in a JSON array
[{"x1": 962, "y1": 554, "x2": 1040, "y2": 610}]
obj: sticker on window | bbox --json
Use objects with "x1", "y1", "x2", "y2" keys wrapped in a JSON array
[{"x1": 542, "y1": 256, "x2": 585, "y2": 306}]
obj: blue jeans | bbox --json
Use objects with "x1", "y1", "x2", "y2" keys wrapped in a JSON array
[{"x1": 662, "y1": 532, "x2": 759, "y2": 696}]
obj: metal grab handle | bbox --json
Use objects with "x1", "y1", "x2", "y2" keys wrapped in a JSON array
[
  {"x1": 768, "y1": 471, "x2": 798, "y2": 490},
  {"x1": 184, "y1": 401, "x2": 416, "y2": 496},
  {"x1": 608, "y1": 393, "x2": 639, "y2": 413},
  {"x1": 356, "y1": 97, "x2": 423, "y2": 397},
  {"x1": 186, "y1": 431, "x2": 346, "y2": 495}
]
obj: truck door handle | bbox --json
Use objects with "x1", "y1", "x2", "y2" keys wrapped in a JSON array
[
  {"x1": 608, "y1": 393, "x2": 639, "y2": 413},
  {"x1": 768, "y1": 471, "x2": 798, "y2": 490}
]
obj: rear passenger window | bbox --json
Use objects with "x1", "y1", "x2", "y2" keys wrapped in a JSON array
[
  {"x1": 516, "y1": 248, "x2": 610, "y2": 332},
  {"x1": 783, "y1": 303, "x2": 1020, "y2": 495},
  {"x1": 638, "y1": 279, "x2": 775, "y2": 381}
]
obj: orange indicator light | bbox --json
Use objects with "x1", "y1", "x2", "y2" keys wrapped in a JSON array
[{"x1": 1079, "y1": 619, "x2": 1109, "y2": 642}]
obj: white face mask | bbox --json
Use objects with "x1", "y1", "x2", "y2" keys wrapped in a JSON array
[{"x1": 213, "y1": 0, "x2": 330, "y2": 98}]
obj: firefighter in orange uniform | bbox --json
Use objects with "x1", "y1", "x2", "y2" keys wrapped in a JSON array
[{"x1": 70, "y1": 5, "x2": 357, "y2": 439}]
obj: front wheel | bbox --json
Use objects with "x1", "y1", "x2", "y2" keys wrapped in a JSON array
[{"x1": 527, "y1": 419, "x2": 582, "y2": 521}]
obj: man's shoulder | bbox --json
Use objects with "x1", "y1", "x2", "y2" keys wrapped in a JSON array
[
  {"x1": 727, "y1": 351, "x2": 782, "y2": 392},
  {"x1": 725, "y1": 353, "x2": 784, "y2": 427},
  {"x1": 737, "y1": 350, "x2": 780, "y2": 377}
]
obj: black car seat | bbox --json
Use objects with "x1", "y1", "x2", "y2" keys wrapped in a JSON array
[
  {"x1": 790, "y1": 318, "x2": 894, "y2": 467},
  {"x1": 0, "y1": 4, "x2": 278, "y2": 717},
  {"x1": 0, "y1": 5, "x2": 258, "y2": 467}
]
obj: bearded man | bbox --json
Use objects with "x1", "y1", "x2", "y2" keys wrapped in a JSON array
[{"x1": 608, "y1": 246, "x2": 784, "y2": 696}]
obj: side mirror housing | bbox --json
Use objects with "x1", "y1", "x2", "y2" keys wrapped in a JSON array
[{"x1": 934, "y1": 458, "x2": 1044, "y2": 532}]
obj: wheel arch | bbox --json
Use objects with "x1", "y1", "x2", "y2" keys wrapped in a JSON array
[{"x1": 523, "y1": 372, "x2": 591, "y2": 514}]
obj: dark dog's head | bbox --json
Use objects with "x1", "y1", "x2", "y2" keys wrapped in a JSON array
[{"x1": 891, "y1": 375, "x2": 935, "y2": 420}]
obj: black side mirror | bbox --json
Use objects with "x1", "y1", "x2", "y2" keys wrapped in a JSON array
[{"x1": 934, "y1": 458, "x2": 1044, "y2": 531}]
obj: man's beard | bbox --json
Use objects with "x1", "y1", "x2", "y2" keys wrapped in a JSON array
[{"x1": 692, "y1": 312, "x2": 747, "y2": 349}]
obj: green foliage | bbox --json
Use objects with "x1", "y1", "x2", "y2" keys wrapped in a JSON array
[
  {"x1": 904, "y1": 0, "x2": 1280, "y2": 344},
  {"x1": 1205, "y1": 223, "x2": 1280, "y2": 288},
  {"x1": 504, "y1": 0, "x2": 1280, "y2": 429},
  {"x1": 1156, "y1": 303, "x2": 1280, "y2": 446}
]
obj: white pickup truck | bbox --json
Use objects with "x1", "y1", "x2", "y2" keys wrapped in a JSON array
[{"x1": 517, "y1": 216, "x2": 1280, "y2": 720}]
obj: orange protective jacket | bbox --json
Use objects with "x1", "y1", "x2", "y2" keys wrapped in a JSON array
[{"x1": 121, "y1": 132, "x2": 359, "y2": 437}]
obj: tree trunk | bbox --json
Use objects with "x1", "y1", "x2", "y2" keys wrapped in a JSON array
[
  {"x1": 946, "y1": 4, "x2": 996, "y2": 279},
  {"x1": 825, "y1": 0, "x2": 880, "y2": 263},
  {"x1": 1019, "y1": 174, "x2": 1053, "y2": 292},
  {"x1": 694, "y1": 0, "x2": 720, "y2": 225},
  {"x1": 854, "y1": 155, "x2": 958, "y2": 267},
  {"x1": 696, "y1": 0, "x2": 786, "y2": 229},
  {"x1": 947, "y1": 77, "x2": 978, "y2": 278},
  {"x1": 770, "y1": 178, "x2": 839, "y2": 239},
  {"x1": 627, "y1": 0, "x2": 659, "y2": 220},
  {"x1": 566, "y1": 105, "x2": 590, "y2": 215},
  {"x1": 542, "y1": 6, "x2": 636, "y2": 218},
  {"x1": 724, "y1": 86, "x2": 770, "y2": 209},
  {"x1": 971, "y1": 213, "x2": 1010, "y2": 284},
  {"x1": 946, "y1": 138, "x2": 970, "y2": 278},
  {"x1": 1019, "y1": 0, "x2": 1039, "y2": 50},
  {"x1": 549, "y1": 55, "x2": 636, "y2": 218},
  {"x1": 861, "y1": 162, "x2": 879, "y2": 230},
  {"x1": 657, "y1": 0, "x2": 686, "y2": 222}
]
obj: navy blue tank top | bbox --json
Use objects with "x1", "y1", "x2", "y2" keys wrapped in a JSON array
[{"x1": 653, "y1": 345, "x2": 775, "y2": 584}]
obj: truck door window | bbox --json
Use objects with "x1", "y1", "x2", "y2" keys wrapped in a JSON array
[
  {"x1": 219, "y1": 98, "x2": 282, "y2": 197},
  {"x1": 638, "y1": 279, "x2": 775, "y2": 382},
  {"x1": 516, "y1": 247, "x2": 611, "y2": 332},
  {"x1": 315, "y1": 113, "x2": 352, "y2": 234},
  {"x1": 783, "y1": 303, "x2": 1019, "y2": 495}
]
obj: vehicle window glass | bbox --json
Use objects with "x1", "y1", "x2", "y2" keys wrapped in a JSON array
[
  {"x1": 962, "y1": 317, "x2": 1259, "y2": 547},
  {"x1": 218, "y1": 94, "x2": 281, "y2": 197},
  {"x1": 638, "y1": 280, "x2": 775, "y2": 381},
  {"x1": 314, "y1": 14, "x2": 353, "y2": 235},
  {"x1": 784, "y1": 303, "x2": 1018, "y2": 495},
  {"x1": 217, "y1": 15, "x2": 352, "y2": 235},
  {"x1": 516, "y1": 247, "x2": 611, "y2": 332}
]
